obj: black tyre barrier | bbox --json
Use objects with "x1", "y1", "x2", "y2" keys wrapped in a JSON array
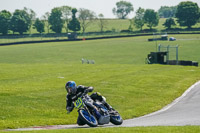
[
  {"x1": 168, "y1": 60, "x2": 198, "y2": 67},
  {"x1": 0, "y1": 32, "x2": 199, "y2": 46}
]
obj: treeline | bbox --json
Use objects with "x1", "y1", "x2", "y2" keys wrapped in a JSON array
[{"x1": 0, "y1": 1, "x2": 200, "y2": 35}]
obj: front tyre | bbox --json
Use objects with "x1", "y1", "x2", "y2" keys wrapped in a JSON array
[
  {"x1": 77, "y1": 116, "x2": 85, "y2": 126},
  {"x1": 78, "y1": 109, "x2": 98, "y2": 127}
]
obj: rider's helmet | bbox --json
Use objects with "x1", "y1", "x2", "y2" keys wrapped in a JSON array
[{"x1": 65, "y1": 81, "x2": 77, "y2": 95}]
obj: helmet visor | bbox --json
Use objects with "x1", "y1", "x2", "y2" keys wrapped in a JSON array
[
  {"x1": 67, "y1": 87, "x2": 76, "y2": 94},
  {"x1": 67, "y1": 87, "x2": 72, "y2": 94}
]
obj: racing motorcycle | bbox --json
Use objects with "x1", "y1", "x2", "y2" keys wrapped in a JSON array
[{"x1": 70, "y1": 92, "x2": 123, "y2": 127}]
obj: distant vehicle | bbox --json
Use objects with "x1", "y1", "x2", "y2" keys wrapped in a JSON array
[
  {"x1": 67, "y1": 33, "x2": 77, "y2": 40},
  {"x1": 169, "y1": 37, "x2": 176, "y2": 41},
  {"x1": 161, "y1": 35, "x2": 168, "y2": 40}
]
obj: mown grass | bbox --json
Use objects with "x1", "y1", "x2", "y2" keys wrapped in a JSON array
[
  {"x1": 0, "y1": 34, "x2": 199, "y2": 63},
  {"x1": 1, "y1": 63, "x2": 199, "y2": 129},
  {"x1": 0, "y1": 35, "x2": 200, "y2": 130},
  {"x1": 2, "y1": 126, "x2": 200, "y2": 133}
]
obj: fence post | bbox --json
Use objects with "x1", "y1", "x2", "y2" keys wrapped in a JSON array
[{"x1": 176, "y1": 45, "x2": 179, "y2": 65}]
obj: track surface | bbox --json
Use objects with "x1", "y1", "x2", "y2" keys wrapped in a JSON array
[
  {"x1": 6, "y1": 81, "x2": 200, "y2": 131},
  {"x1": 121, "y1": 81, "x2": 200, "y2": 127}
]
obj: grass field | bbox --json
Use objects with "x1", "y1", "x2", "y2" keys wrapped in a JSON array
[
  {"x1": 0, "y1": 34, "x2": 200, "y2": 131},
  {"x1": 2, "y1": 126, "x2": 200, "y2": 133}
]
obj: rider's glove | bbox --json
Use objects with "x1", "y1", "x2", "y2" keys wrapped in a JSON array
[
  {"x1": 84, "y1": 89, "x2": 89, "y2": 94},
  {"x1": 85, "y1": 87, "x2": 93, "y2": 93},
  {"x1": 66, "y1": 106, "x2": 73, "y2": 113}
]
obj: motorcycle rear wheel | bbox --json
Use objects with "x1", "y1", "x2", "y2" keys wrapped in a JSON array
[
  {"x1": 110, "y1": 115, "x2": 123, "y2": 125},
  {"x1": 109, "y1": 110, "x2": 123, "y2": 125}
]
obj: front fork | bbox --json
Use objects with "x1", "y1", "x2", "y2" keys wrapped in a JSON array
[{"x1": 78, "y1": 103, "x2": 93, "y2": 117}]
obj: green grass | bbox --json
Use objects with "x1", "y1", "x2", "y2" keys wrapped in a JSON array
[
  {"x1": 0, "y1": 37, "x2": 68, "y2": 44},
  {"x1": 0, "y1": 34, "x2": 200, "y2": 64},
  {"x1": 1, "y1": 63, "x2": 199, "y2": 129},
  {"x1": 0, "y1": 35, "x2": 200, "y2": 130},
  {"x1": 0, "y1": 36, "x2": 154, "y2": 64},
  {"x1": 2, "y1": 126, "x2": 200, "y2": 133}
]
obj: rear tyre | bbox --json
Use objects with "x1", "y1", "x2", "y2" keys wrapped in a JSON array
[
  {"x1": 109, "y1": 109, "x2": 123, "y2": 125},
  {"x1": 79, "y1": 109, "x2": 98, "y2": 127},
  {"x1": 110, "y1": 115, "x2": 123, "y2": 125}
]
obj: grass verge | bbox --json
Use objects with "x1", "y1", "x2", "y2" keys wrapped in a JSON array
[
  {"x1": 0, "y1": 64, "x2": 200, "y2": 129},
  {"x1": 0, "y1": 34, "x2": 200, "y2": 130},
  {"x1": 2, "y1": 126, "x2": 200, "y2": 133}
]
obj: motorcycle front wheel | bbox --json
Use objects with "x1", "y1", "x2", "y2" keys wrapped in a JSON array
[{"x1": 78, "y1": 109, "x2": 98, "y2": 127}]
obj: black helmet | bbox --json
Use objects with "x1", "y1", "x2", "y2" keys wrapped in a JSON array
[{"x1": 65, "y1": 81, "x2": 77, "y2": 94}]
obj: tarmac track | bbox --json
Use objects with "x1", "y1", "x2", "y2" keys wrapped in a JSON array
[{"x1": 6, "y1": 81, "x2": 200, "y2": 131}]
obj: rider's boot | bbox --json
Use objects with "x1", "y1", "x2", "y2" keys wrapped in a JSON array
[
  {"x1": 101, "y1": 100, "x2": 113, "y2": 110},
  {"x1": 101, "y1": 99, "x2": 119, "y2": 114},
  {"x1": 92, "y1": 108, "x2": 101, "y2": 119}
]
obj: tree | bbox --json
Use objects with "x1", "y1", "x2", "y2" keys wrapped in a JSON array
[
  {"x1": 98, "y1": 14, "x2": 108, "y2": 32},
  {"x1": 68, "y1": 8, "x2": 81, "y2": 32},
  {"x1": 42, "y1": 12, "x2": 50, "y2": 33},
  {"x1": 176, "y1": 1, "x2": 200, "y2": 28},
  {"x1": 23, "y1": 7, "x2": 36, "y2": 34},
  {"x1": 0, "y1": 10, "x2": 11, "y2": 35},
  {"x1": 112, "y1": 1, "x2": 134, "y2": 19},
  {"x1": 48, "y1": 8, "x2": 64, "y2": 33},
  {"x1": 10, "y1": 9, "x2": 31, "y2": 35},
  {"x1": 59, "y1": 6, "x2": 72, "y2": 33},
  {"x1": 158, "y1": 6, "x2": 177, "y2": 18},
  {"x1": 144, "y1": 9, "x2": 159, "y2": 30},
  {"x1": 33, "y1": 18, "x2": 45, "y2": 33},
  {"x1": 127, "y1": 19, "x2": 134, "y2": 32},
  {"x1": 78, "y1": 8, "x2": 96, "y2": 33},
  {"x1": 163, "y1": 18, "x2": 176, "y2": 29},
  {"x1": 134, "y1": 7, "x2": 145, "y2": 31}
]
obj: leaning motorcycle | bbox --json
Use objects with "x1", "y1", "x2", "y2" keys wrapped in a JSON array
[{"x1": 71, "y1": 92, "x2": 123, "y2": 127}]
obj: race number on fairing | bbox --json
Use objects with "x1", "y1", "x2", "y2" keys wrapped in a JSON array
[{"x1": 75, "y1": 98, "x2": 83, "y2": 108}]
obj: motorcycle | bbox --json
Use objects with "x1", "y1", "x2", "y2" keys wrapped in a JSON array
[{"x1": 70, "y1": 92, "x2": 123, "y2": 127}]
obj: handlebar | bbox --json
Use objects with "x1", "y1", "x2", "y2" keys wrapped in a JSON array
[{"x1": 79, "y1": 91, "x2": 88, "y2": 98}]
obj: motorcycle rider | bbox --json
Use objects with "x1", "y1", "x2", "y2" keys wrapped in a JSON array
[{"x1": 65, "y1": 81, "x2": 113, "y2": 125}]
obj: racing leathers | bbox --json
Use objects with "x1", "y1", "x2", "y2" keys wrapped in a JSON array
[
  {"x1": 66, "y1": 85, "x2": 112, "y2": 112},
  {"x1": 66, "y1": 85, "x2": 113, "y2": 125},
  {"x1": 66, "y1": 85, "x2": 94, "y2": 112}
]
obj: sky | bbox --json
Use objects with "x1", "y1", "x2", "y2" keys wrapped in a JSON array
[{"x1": 0, "y1": 0, "x2": 200, "y2": 18}]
